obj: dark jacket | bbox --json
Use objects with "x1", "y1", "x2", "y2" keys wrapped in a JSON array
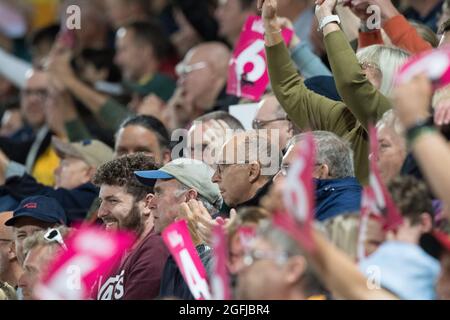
[
  {"x1": 235, "y1": 179, "x2": 273, "y2": 210},
  {"x1": 1, "y1": 173, "x2": 99, "y2": 225},
  {"x1": 216, "y1": 179, "x2": 273, "y2": 219},
  {"x1": 315, "y1": 177, "x2": 362, "y2": 221},
  {"x1": 0, "y1": 127, "x2": 52, "y2": 166},
  {"x1": 159, "y1": 244, "x2": 212, "y2": 300}
]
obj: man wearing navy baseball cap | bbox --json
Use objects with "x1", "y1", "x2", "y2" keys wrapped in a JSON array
[{"x1": 4, "y1": 196, "x2": 67, "y2": 266}]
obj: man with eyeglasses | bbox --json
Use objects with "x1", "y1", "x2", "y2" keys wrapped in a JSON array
[
  {"x1": 212, "y1": 131, "x2": 281, "y2": 215},
  {"x1": 46, "y1": 20, "x2": 176, "y2": 136},
  {"x1": 185, "y1": 111, "x2": 244, "y2": 168},
  {"x1": 236, "y1": 220, "x2": 325, "y2": 299},
  {"x1": 162, "y1": 42, "x2": 239, "y2": 131},
  {"x1": 0, "y1": 212, "x2": 22, "y2": 296},
  {"x1": 18, "y1": 226, "x2": 70, "y2": 300},
  {"x1": 253, "y1": 95, "x2": 296, "y2": 153},
  {"x1": 0, "y1": 69, "x2": 59, "y2": 187},
  {"x1": 273, "y1": 131, "x2": 362, "y2": 222},
  {"x1": 135, "y1": 157, "x2": 222, "y2": 299}
]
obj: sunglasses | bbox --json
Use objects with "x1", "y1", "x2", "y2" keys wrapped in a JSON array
[{"x1": 44, "y1": 228, "x2": 68, "y2": 251}]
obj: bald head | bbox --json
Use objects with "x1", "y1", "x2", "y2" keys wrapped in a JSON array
[
  {"x1": 178, "y1": 42, "x2": 231, "y2": 113},
  {"x1": 257, "y1": 96, "x2": 286, "y2": 120},
  {"x1": 212, "y1": 131, "x2": 281, "y2": 207},
  {"x1": 254, "y1": 95, "x2": 293, "y2": 151},
  {"x1": 0, "y1": 212, "x2": 13, "y2": 241},
  {"x1": 186, "y1": 42, "x2": 230, "y2": 78},
  {"x1": 219, "y1": 131, "x2": 281, "y2": 176}
]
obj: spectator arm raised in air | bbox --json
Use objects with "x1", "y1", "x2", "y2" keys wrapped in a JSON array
[
  {"x1": 290, "y1": 42, "x2": 332, "y2": 79},
  {"x1": 325, "y1": 29, "x2": 391, "y2": 130},
  {"x1": 383, "y1": 15, "x2": 432, "y2": 54},
  {"x1": 266, "y1": 40, "x2": 352, "y2": 136},
  {"x1": 358, "y1": 29, "x2": 384, "y2": 50}
]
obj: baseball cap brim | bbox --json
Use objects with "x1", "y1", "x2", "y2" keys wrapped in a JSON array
[
  {"x1": 52, "y1": 137, "x2": 83, "y2": 160},
  {"x1": 134, "y1": 170, "x2": 174, "y2": 186},
  {"x1": 4, "y1": 212, "x2": 62, "y2": 226}
]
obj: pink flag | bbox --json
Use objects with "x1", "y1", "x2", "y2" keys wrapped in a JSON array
[
  {"x1": 237, "y1": 226, "x2": 256, "y2": 251},
  {"x1": 34, "y1": 226, "x2": 135, "y2": 300},
  {"x1": 226, "y1": 15, "x2": 293, "y2": 101},
  {"x1": 395, "y1": 45, "x2": 450, "y2": 90},
  {"x1": 364, "y1": 125, "x2": 404, "y2": 231},
  {"x1": 210, "y1": 222, "x2": 231, "y2": 300},
  {"x1": 273, "y1": 132, "x2": 316, "y2": 252},
  {"x1": 162, "y1": 220, "x2": 211, "y2": 300}
]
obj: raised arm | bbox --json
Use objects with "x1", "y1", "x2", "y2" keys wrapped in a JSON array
[
  {"x1": 350, "y1": 0, "x2": 432, "y2": 54},
  {"x1": 260, "y1": 0, "x2": 351, "y2": 136},
  {"x1": 393, "y1": 74, "x2": 450, "y2": 207},
  {"x1": 316, "y1": 0, "x2": 392, "y2": 130}
]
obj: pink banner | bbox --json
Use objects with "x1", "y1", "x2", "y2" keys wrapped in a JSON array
[
  {"x1": 162, "y1": 220, "x2": 211, "y2": 300},
  {"x1": 237, "y1": 226, "x2": 256, "y2": 250},
  {"x1": 365, "y1": 125, "x2": 404, "y2": 231},
  {"x1": 273, "y1": 132, "x2": 315, "y2": 252},
  {"x1": 210, "y1": 222, "x2": 231, "y2": 300},
  {"x1": 34, "y1": 226, "x2": 135, "y2": 300},
  {"x1": 226, "y1": 15, "x2": 293, "y2": 101},
  {"x1": 396, "y1": 45, "x2": 450, "y2": 90}
]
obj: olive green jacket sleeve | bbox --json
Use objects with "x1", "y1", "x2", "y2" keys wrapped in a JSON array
[
  {"x1": 266, "y1": 41, "x2": 357, "y2": 137},
  {"x1": 97, "y1": 98, "x2": 132, "y2": 132},
  {"x1": 65, "y1": 118, "x2": 92, "y2": 142},
  {"x1": 325, "y1": 30, "x2": 391, "y2": 130}
]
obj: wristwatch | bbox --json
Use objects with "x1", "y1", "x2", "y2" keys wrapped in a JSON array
[{"x1": 317, "y1": 15, "x2": 341, "y2": 32}]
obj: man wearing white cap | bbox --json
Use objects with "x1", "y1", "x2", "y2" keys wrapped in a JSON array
[{"x1": 135, "y1": 157, "x2": 222, "y2": 300}]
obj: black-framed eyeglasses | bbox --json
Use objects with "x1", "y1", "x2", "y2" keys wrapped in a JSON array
[
  {"x1": 44, "y1": 228, "x2": 68, "y2": 251},
  {"x1": 242, "y1": 249, "x2": 288, "y2": 267},
  {"x1": 252, "y1": 117, "x2": 289, "y2": 130}
]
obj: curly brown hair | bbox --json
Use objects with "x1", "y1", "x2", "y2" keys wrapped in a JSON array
[
  {"x1": 388, "y1": 175, "x2": 434, "y2": 226},
  {"x1": 93, "y1": 153, "x2": 157, "y2": 201}
]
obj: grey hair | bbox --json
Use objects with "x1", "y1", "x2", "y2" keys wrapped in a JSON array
[
  {"x1": 375, "y1": 109, "x2": 405, "y2": 136},
  {"x1": 222, "y1": 131, "x2": 282, "y2": 176},
  {"x1": 257, "y1": 220, "x2": 324, "y2": 296},
  {"x1": 174, "y1": 183, "x2": 222, "y2": 216},
  {"x1": 286, "y1": 131, "x2": 355, "y2": 179},
  {"x1": 356, "y1": 45, "x2": 410, "y2": 97},
  {"x1": 194, "y1": 111, "x2": 245, "y2": 131}
]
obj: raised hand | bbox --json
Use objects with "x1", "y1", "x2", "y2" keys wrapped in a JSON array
[
  {"x1": 315, "y1": 0, "x2": 339, "y2": 23},
  {"x1": 179, "y1": 199, "x2": 217, "y2": 245},
  {"x1": 257, "y1": 0, "x2": 278, "y2": 21}
]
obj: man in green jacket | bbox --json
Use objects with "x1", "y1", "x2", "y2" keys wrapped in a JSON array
[{"x1": 259, "y1": 0, "x2": 394, "y2": 184}]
